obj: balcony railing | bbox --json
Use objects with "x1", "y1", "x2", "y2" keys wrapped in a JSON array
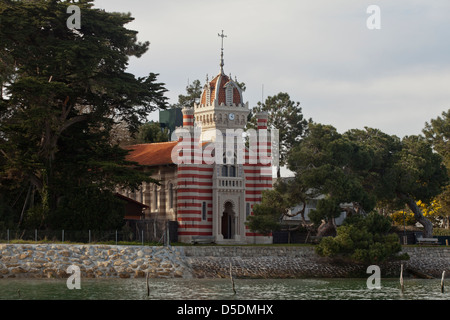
[{"x1": 216, "y1": 177, "x2": 243, "y2": 190}]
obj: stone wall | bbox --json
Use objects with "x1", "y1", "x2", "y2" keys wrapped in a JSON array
[
  {"x1": 183, "y1": 246, "x2": 450, "y2": 279},
  {"x1": 0, "y1": 244, "x2": 189, "y2": 279},
  {"x1": 401, "y1": 247, "x2": 450, "y2": 278},
  {"x1": 0, "y1": 244, "x2": 449, "y2": 279}
]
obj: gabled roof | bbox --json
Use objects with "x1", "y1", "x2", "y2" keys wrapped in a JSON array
[
  {"x1": 114, "y1": 193, "x2": 149, "y2": 208},
  {"x1": 124, "y1": 141, "x2": 178, "y2": 166}
]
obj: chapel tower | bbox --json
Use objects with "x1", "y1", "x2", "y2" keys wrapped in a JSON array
[
  {"x1": 176, "y1": 31, "x2": 272, "y2": 244},
  {"x1": 192, "y1": 30, "x2": 249, "y2": 140}
]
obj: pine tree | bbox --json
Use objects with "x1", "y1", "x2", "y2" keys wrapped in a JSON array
[{"x1": 0, "y1": 0, "x2": 168, "y2": 229}]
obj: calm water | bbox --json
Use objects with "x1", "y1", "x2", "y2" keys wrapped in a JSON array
[{"x1": 0, "y1": 278, "x2": 448, "y2": 300}]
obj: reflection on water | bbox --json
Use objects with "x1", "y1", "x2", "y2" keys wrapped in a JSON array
[{"x1": 0, "y1": 278, "x2": 448, "y2": 300}]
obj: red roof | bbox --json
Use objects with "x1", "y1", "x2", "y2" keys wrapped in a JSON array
[
  {"x1": 125, "y1": 141, "x2": 212, "y2": 167},
  {"x1": 201, "y1": 73, "x2": 242, "y2": 106},
  {"x1": 124, "y1": 141, "x2": 178, "y2": 166}
]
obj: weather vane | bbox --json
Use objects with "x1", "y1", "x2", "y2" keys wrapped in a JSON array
[{"x1": 218, "y1": 30, "x2": 227, "y2": 73}]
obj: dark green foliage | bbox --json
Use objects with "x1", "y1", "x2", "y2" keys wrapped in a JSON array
[
  {"x1": 315, "y1": 213, "x2": 406, "y2": 264},
  {"x1": 47, "y1": 189, "x2": 126, "y2": 231},
  {"x1": 423, "y1": 109, "x2": 450, "y2": 168},
  {"x1": 136, "y1": 121, "x2": 169, "y2": 143},
  {"x1": 423, "y1": 109, "x2": 450, "y2": 228},
  {"x1": 246, "y1": 203, "x2": 281, "y2": 236},
  {"x1": 288, "y1": 123, "x2": 448, "y2": 237},
  {"x1": 246, "y1": 188, "x2": 287, "y2": 235},
  {"x1": 0, "y1": 0, "x2": 168, "y2": 230},
  {"x1": 171, "y1": 79, "x2": 203, "y2": 109},
  {"x1": 287, "y1": 123, "x2": 379, "y2": 231},
  {"x1": 308, "y1": 198, "x2": 342, "y2": 225},
  {"x1": 245, "y1": 178, "x2": 309, "y2": 235},
  {"x1": 248, "y1": 92, "x2": 309, "y2": 177}
]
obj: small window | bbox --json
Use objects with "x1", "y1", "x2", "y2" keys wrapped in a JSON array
[
  {"x1": 169, "y1": 183, "x2": 174, "y2": 209},
  {"x1": 246, "y1": 203, "x2": 250, "y2": 218},
  {"x1": 226, "y1": 85, "x2": 233, "y2": 106},
  {"x1": 229, "y1": 165, "x2": 236, "y2": 177},
  {"x1": 202, "y1": 202, "x2": 207, "y2": 221},
  {"x1": 222, "y1": 165, "x2": 228, "y2": 177},
  {"x1": 206, "y1": 85, "x2": 211, "y2": 106}
]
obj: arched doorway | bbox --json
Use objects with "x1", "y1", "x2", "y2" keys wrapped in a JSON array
[{"x1": 221, "y1": 201, "x2": 235, "y2": 239}]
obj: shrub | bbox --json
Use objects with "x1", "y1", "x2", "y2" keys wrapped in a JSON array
[{"x1": 315, "y1": 212, "x2": 407, "y2": 264}]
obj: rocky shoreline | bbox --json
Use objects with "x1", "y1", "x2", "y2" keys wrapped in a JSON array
[
  {"x1": 0, "y1": 244, "x2": 449, "y2": 279},
  {"x1": 0, "y1": 244, "x2": 190, "y2": 279}
]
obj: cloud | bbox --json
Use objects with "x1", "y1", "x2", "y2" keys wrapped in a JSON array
[{"x1": 93, "y1": 0, "x2": 450, "y2": 137}]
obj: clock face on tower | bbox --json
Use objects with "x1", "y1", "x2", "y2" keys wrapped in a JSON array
[{"x1": 228, "y1": 113, "x2": 235, "y2": 121}]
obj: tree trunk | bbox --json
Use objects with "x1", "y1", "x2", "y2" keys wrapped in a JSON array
[
  {"x1": 400, "y1": 194, "x2": 433, "y2": 238},
  {"x1": 282, "y1": 200, "x2": 311, "y2": 232},
  {"x1": 316, "y1": 218, "x2": 336, "y2": 237}
]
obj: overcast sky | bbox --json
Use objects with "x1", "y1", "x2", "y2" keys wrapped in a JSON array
[{"x1": 93, "y1": 0, "x2": 450, "y2": 138}]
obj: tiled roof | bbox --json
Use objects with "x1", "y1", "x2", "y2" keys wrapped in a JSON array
[
  {"x1": 124, "y1": 141, "x2": 178, "y2": 166},
  {"x1": 200, "y1": 73, "x2": 242, "y2": 106},
  {"x1": 125, "y1": 141, "x2": 212, "y2": 166}
]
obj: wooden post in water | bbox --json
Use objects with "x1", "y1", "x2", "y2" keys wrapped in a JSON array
[
  {"x1": 229, "y1": 262, "x2": 236, "y2": 295},
  {"x1": 400, "y1": 264, "x2": 404, "y2": 293},
  {"x1": 441, "y1": 271, "x2": 445, "y2": 293}
]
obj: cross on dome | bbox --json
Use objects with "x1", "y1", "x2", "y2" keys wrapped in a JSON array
[{"x1": 218, "y1": 30, "x2": 227, "y2": 74}]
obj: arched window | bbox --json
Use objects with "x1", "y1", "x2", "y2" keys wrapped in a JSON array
[{"x1": 222, "y1": 152, "x2": 237, "y2": 177}]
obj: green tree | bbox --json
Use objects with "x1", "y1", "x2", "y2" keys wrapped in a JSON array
[
  {"x1": 248, "y1": 92, "x2": 309, "y2": 177},
  {"x1": 315, "y1": 212, "x2": 406, "y2": 264},
  {"x1": 387, "y1": 135, "x2": 447, "y2": 237},
  {"x1": 0, "y1": 0, "x2": 167, "y2": 229},
  {"x1": 287, "y1": 123, "x2": 377, "y2": 236},
  {"x1": 288, "y1": 123, "x2": 448, "y2": 238},
  {"x1": 423, "y1": 109, "x2": 450, "y2": 228},
  {"x1": 246, "y1": 177, "x2": 310, "y2": 235},
  {"x1": 136, "y1": 121, "x2": 169, "y2": 143},
  {"x1": 423, "y1": 109, "x2": 450, "y2": 166},
  {"x1": 171, "y1": 79, "x2": 203, "y2": 109}
]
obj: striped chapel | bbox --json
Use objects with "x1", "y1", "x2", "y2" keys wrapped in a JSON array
[{"x1": 120, "y1": 38, "x2": 273, "y2": 244}]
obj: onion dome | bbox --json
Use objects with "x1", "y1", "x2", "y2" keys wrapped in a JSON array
[{"x1": 199, "y1": 73, "x2": 243, "y2": 107}]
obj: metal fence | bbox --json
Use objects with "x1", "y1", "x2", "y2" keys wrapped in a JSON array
[{"x1": 0, "y1": 220, "x2": 178, "y2": 245}]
